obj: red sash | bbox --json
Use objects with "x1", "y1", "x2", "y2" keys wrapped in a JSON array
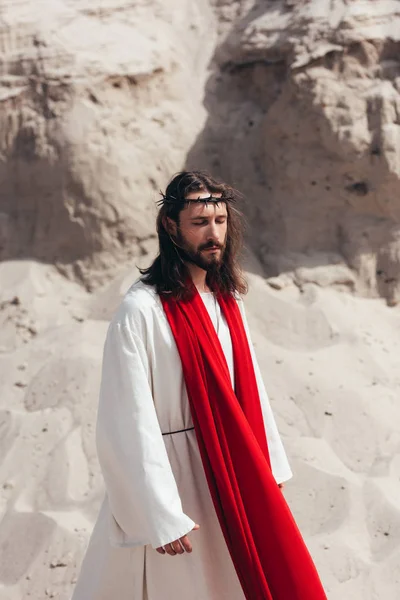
[{"x1": 161, "y1": 286, "x2": 327, "y2": 600}]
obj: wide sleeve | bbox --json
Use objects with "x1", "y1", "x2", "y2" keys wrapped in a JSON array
[
  {"x1": 237, "y1": 300, "x2": 293, "y2": 485},
  {"x1": 96, "y1": 315, "x2": 195, "y2": 549}
]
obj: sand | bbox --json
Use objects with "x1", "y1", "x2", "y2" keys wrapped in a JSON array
[{"x1": 0, "y1": 258, "x2": 400, "y2": 599}]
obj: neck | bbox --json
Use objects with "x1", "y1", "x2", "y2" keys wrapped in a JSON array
[{"x1": 185, "y1": 262, "x2": 211, "y2": 293}]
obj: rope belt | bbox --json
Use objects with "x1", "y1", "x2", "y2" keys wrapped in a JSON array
[{"x1": 162, "y1": 426, "x2": 195, "y2": 436}]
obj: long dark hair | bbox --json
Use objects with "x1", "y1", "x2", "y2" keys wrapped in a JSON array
[{"x1": 139, "y1": 171, "x2": 248, "y2": 300}]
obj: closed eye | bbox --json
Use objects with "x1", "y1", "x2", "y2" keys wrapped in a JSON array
[{"x1": 192, "y1": 219, "x2": 227, "y2": 226}]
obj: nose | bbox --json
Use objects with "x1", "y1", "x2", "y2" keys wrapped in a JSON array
[{"x1": 207, "y1": 221, "x2": 220, "y2": 244}]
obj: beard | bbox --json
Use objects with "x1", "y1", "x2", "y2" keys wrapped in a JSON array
[{"x1": 175, "y1": 231, "x2": 224, "y2": 272}]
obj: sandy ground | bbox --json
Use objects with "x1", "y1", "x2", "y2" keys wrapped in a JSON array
[{"x1": 0, "y1": 258, "x2": 399, "y2": 599}]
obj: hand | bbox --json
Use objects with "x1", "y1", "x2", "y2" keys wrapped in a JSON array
[{"x1": 156, "y1": 523, "x2": 200, "y2": 556}]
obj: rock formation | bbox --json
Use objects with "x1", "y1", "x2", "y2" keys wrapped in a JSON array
[
  {"x1": 0, "y1": 0, "x2": 215, "y2": 288},
  {"x1": 188, "y1": 0, "x2": 400, "y2": 304}
]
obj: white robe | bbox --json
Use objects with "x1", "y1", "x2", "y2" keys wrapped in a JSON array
[{"x1": 72, "y1": 280, "x2": 293, "y2": 600}]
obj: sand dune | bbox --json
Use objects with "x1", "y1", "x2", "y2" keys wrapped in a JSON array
[{"x1": 0, "y1": 260, "x2": 400, "y2": 599}]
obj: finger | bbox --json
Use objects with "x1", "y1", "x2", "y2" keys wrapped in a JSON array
[
  {"x1": 192, "y1": 523, "x2": 200, "y2": 531},
  {"x1": 179, "y1": 535, "x2": 193, "y2": 553},
  {"x1": 171, "y1": 540, "x2": 184, "y2": 554},
  {"x1": 156, "y1": 547, "x2": 165, "y2": 554},
  {"x1": 165, "y1": 543, "x2": 177, "y2": 556}
]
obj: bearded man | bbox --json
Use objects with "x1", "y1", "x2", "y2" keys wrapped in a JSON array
[{"x1": 72, "y1": 171, "x2": 327, "y2": 600}]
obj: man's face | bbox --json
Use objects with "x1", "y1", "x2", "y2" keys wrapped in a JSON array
[{"x1": 173, "y1": 191, "x2": 228, "y2": 271}]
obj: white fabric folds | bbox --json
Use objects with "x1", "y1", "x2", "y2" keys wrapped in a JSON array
[{"x1": 72, "y1": 280, "x2": 292, "y2": 600}]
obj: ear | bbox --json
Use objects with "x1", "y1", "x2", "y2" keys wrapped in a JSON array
[{"x1": 163, "y1": 216, "x2": 177, "y2": 236}]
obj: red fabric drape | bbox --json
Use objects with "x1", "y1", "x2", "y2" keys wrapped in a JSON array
[{"x1": 161, "y1": 286, "x2": 328, "y2": 600}]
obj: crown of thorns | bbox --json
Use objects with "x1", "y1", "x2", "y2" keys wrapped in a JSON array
[{"x1": 157, "y1": 191, "x2": 235, "y2": 208}]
